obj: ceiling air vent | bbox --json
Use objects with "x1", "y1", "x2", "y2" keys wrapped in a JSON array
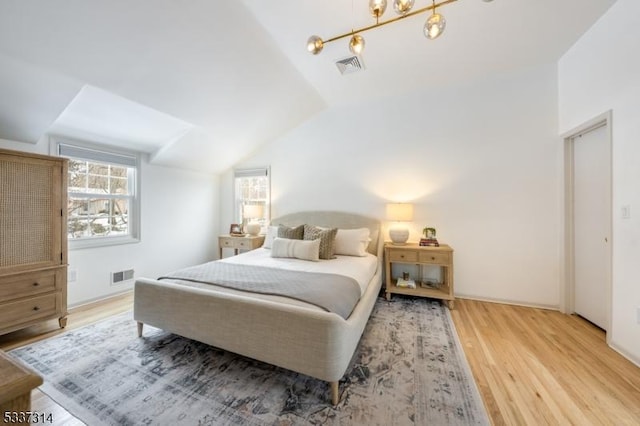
[{"x1": 335, "y1": 55, "x2": 365, "y2": 75}]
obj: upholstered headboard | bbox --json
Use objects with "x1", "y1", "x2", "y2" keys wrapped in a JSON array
[{"x1": 271, "y1": 211, "x2": 382, "y2": 258}]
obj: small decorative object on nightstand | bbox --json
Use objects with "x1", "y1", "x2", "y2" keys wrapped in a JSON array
[
  {"x1": 219, "y1": 234, "x2": 265, "y2": 259},
  {"x1": 229, "y1": 224, "x2": 243, "y2": 235},
  {"x1": 419, "y1": 227, "x2": 439, "y2": 247},
  {"x1": 384, "y1": 242, "x2": 455, "y2": 309}
]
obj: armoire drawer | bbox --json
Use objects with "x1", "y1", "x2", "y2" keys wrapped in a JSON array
[
  {"x1": 0, "y1": 269, "x2": 59, "y2": 301},
  {"x1": 0, "y1": 293, "x2": 60, "y2": 330}
]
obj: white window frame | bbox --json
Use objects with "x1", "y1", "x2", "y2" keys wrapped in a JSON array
[
  {"x1": 50, "y1": 136, "x2": 141, "y2": 250},
  {"x1": 233, "y1": 167, "x2": 270, "y2": 233}
]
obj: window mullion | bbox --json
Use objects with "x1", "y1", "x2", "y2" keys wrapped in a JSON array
[{"x1": 69, "y1": 193, "x2": 133, "y2": 200}]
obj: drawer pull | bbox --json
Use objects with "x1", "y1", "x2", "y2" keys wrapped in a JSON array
[
  {"x1": 240, "y1": 242, "x2": 245, "y2": 246},
  {"x1": 400, "y1": 255, "x2": 405, "y2": 258},
  {"x1": 33, "y1": 282, "x2": 40, "y2": 286},
  {"x1": 431, "y1": 257, "x2": 436, "y2": 260},
  {"x1": 33, "y1": 306, "x2": 40, "y2": 311}
]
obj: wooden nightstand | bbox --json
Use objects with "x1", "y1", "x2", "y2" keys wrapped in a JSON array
[
  {"x1": 218, "y1": 234, "x2": 265, "y2": 259},
  {"x1": 384, "y1": 243, "x2": 455, "y2": 309}
]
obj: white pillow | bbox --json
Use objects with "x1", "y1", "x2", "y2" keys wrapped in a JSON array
[
  {"x1": 271, "y1": 237, "x2": 320, "y2": 261},
  {"x1": 334, "y1": 228, "x2": 370, "y2": 257},
  {"x1": 262, "y1": 226, "x2": 279, "y2": 249}
]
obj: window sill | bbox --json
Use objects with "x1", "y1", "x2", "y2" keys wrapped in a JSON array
[{"x1": 69, "y1": 235, "x2": 140, "y2": 251}]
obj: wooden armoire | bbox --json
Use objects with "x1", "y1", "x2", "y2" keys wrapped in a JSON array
[{"x1": 0, "y1": 148, "x2": 68, "y2": 335}]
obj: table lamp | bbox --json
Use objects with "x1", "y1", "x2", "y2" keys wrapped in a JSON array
[
  {"x1": 386, "y1": 203, "x2": 413, "y2": 245},
  {"x1": 243, "y1": 204, "x2": 264, "y2": 236}
]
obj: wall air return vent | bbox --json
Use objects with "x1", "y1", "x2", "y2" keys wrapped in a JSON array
[
  {"x1": 111, "y1": 268, "x2": 134, "y2": 285},
  {"x1": 335, "y1": 55, "x2": 365, "y2": 75}
]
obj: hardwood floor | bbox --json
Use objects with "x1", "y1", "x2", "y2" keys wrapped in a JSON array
[
  {"x1": 1, "y1": 293, "x2": 639, "y2": 425},
  {"x1": 451, "y1": 299, "x2": 640, "y2": 425}
]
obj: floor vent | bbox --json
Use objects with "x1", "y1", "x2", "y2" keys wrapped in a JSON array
[
  {"x1": 111, "y1": 269, "x2": 134, "y2": 285},
  {"x1": 335, "y1": 55, "x2": 365, "y2": 75}
]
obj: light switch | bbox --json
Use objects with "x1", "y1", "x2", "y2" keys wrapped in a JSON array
[{"x1": 621, "y1": 205, "x2": 631, "y2": 219}]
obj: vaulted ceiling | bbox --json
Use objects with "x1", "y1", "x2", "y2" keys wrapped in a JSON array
[{"x1": 0, "y1": 0, "x2": 617, "y2": 173}]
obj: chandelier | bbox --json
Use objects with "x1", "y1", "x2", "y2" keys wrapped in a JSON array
[{"x1": 307, "y1": 0, "x2": 495, "y2": 56}]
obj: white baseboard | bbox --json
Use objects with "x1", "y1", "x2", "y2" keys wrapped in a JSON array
[
  {"x1": 455, "y1": 293, "x2": 560, "y2": 311},
  {"x1": 68, "y1": 289, "x2": 133, "y2": 310},
  {"x1": 609, "y1": 342, "x2": 640, "y2": 369}
]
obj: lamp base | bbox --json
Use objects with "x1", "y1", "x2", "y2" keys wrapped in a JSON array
[
  {"x1": 245, "y1": 222, "x2": 261, "y2": 236},
  {"x1": 389, "y1": 228, "x2": 409, "y2": 245}
]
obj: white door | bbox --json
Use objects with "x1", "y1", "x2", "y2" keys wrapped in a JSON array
[{"x1": 572, "y1": 124, "x2": 610, "y2": 330}]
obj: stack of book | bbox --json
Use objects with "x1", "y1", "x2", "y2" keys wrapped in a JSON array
[
  {"x1": 396, "y1": 277, "x2": 416, "y2": 289},
  {"x1": 419, "y1": 238, "x2": 439, "y2": 247}
]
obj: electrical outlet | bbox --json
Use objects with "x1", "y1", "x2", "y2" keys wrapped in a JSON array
[{"x1": 68, "y1": 270, "x2": 77, "y2": 282}]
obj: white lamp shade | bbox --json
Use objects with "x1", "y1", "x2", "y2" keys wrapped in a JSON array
[
  {"x1": 386, "y1": 203, "x2": 414, "y2": 221},
  {"x1": 243, "y1": 204, "x2": 264, "y2": 219}
]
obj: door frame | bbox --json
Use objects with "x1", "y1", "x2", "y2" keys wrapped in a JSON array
[{"x1": 561, "y1": 110, "x2": 612, "y2": 340}]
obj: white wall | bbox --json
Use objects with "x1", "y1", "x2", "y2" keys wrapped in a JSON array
[
  {"x1": 559, "y1": 0, "x2": 640, "y2": 364},
  {"x1": 222, "y1": 63, "x2": 562, "y2": 308},
  {"x1": 1, "y1": 137, "x2": 219, "y2": 306}
]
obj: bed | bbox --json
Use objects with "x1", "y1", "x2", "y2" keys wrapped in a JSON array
[{"x1": 133, "y1": 211, "x2": 383, "y2": 405}]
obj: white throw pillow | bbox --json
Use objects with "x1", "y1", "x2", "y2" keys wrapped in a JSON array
[
  {"x1": 262, "y1": 226, "x2": 279, "y2": 249},
  {"x1": 334, "y1": 228, "x2": 370, "y2": 257},
  {"x1": 271, "y1": 237, "x2": 320, "y2": 261}
]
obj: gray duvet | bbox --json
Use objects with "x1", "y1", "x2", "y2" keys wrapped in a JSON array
[{"x1": 159, "y1": 261, "x2": 361, "y2": 319}]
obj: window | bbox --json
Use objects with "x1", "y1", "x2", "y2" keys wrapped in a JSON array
[
  {"x1": 234, "y1": 167, "x2": 270, "y2": 232},
  {"x1": 53, "y1": 139, "x2": 140, "y2": 248}
]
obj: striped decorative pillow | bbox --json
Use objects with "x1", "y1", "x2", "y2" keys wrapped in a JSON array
[{"x1": 270, "y1": 237, "x2": 320, "y2": 261}]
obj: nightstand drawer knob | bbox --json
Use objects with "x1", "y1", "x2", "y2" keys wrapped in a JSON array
[
  {"x1": 33, "y1": 282, "x2": 39, "y2": 287},
  {"x1": 240, "y1": 242, "x2": 245, "y2": 246},
  {"x1": 33, "y1": 306, "x2": 40, "y2": 311},
  {"x1": 431, "y1": 257, "x2": 435, "y2": 260},
  {"x1": 400, "y1": 255, "x2": 405, "y2": 258}
]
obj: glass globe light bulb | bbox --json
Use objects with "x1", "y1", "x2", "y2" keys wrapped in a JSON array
[
  {"x1": 307, "y1": 35, "x2": 324, "y2": 55},
  {"x1": 349, "y1": 34, "x2": 365, "y2": 55},
  {"x1": 369, "y1": 0, "x2": 387, "y2": 18},
  {"x1": 393, "y1": 0, "x2": 415, "y2": 15},
  {"x1": 424, "y1": 13, "x2": 446, "y2": 40}
]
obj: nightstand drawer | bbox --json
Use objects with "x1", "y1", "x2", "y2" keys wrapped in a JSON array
[
  {"x1": 418, "y1": 251, "x2": 451, "y2": 265},
  {"x1": 220, "y1": 238, "x2": 245, "y2": 249},
  {"x1": 218, "y1": 234, "x2": 265, "y2": 258},
  {"x1": 0, "y1": 269, "x2": 58, "y2": 301},
  {"x1": 388, "y1": 250, "x2": 418, "y2": 263}
]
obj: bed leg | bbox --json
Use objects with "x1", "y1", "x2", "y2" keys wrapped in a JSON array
[
  {"x1": 137, "y1": 322, "x2": 143, "y2": 337},
  {"x1": 330, "y1": 381, "x2": 339, "y2": 405}
]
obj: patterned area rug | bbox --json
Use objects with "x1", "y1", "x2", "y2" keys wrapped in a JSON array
[{"x1": 10, "y1": 297, "x2": 488, "y2": 425}]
